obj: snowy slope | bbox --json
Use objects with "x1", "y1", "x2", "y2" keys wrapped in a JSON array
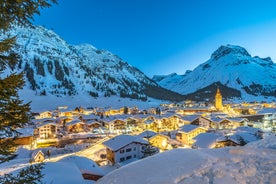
[
  {"x1": 97, "y1": 135, "x2": 276, "y2": 184},
  {"x1": 154, "y1": 45, "x2": 276, "y2": 100},
  {"x1": 2, "y1": 25, "x2": 182, "y2": 102}
]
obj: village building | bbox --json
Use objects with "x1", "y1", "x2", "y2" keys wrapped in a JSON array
[
  {"x1": 181, "y1": 115, "x2": 201, "y2": 125},
  {"x1": 215, "y1": 87, "x2": 223, "y2": 111},
  {"x1": 66, "y1": 119, "x2": 87, "y2": 134},
  {"x1": 176, "y1": 124, "x2": 207, "y2": 145},
  {"x1": 34, "y1": 111, "x2": 52, "y2": 119},
  {"x1": 31, "y1": 150, "x2": 45, "y2": 162},
  {"x1": 160, "y1": 114, "x2": 180, "y2": 130},
  {"x1": 14, "y1": 127, "x2": 34, "y2": 145},
  {"x1": 58, "y1": 108, "x2": 74, "y2": 117},
  {"x1": 143, "y1": 119, "x2": 161, "y2": 132},
  {"x1": 214, "y1": 137, "x2": 241, "y2": 148},
  {"x1": 190, "y1": 116, "x2": 213, "y2": 129},
  {"x1": 86, "y1": 120, "x2": 102, "y2": 132},
  {"x1": 34, "y1": 122, "x2": 58, "y2": 139},
  {"x1": 149, "y1": 134, "x2": 171, "y2": 151},
  {"x1": 137, "y1": 130, "x2": 157, "y2": 139},
  {"x1": 102, "y1": 134, "x2": 148, "y2": 165},
  {"x1": 226, "y1": 117, "x2": 249, "y2": 128}
]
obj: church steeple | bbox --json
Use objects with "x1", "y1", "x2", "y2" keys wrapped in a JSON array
[{"x1": 215, "y1": 87, "x2": 223, "y2": 110}]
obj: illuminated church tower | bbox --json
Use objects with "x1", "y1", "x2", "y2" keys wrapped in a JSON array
[{"x1": 215, "y1": 87, "x2": 223, "y2": 111}]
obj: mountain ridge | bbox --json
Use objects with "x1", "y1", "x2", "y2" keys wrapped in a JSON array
[
  {"x1": 1, "y1": 25, "x2": 184, "y2": 102},
  {"x1": 153, "y1": 44, "x2": 276, "y2": 101}
]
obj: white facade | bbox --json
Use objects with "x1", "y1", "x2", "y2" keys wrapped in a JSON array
[
  {"x1": 114, "y1": 142, "x2": 146, "y2": 163},
  {"x1": 36, "y1": 123, "x2": 58, "y2": 139}
]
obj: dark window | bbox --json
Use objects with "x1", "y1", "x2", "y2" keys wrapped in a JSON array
[
  {"x1": 134, "y1": 147, "x2": 136, "y2": 151},
  {"x1": 120, "y1": 149, "x2": 125, "y2": 153},
  {"x1": 120, "y1": 157, "x2": 125, "y2": 162},
  {"x1": 126, "y1": 148, "x2": 131, "y2": 152},
  {"x1": 126, "y1": 155, "x2": 132, "y2": 160},
  {"x1": 134, "y1": 154, "x2": 136, "y2": 158},
  {"x1": 142, "y1": 146, "x2": 145, "y2": 150}
]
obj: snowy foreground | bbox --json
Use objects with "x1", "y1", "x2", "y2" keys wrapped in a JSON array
[{"x1": 97, "y1": 136, "x2": 276, "y2": 184}]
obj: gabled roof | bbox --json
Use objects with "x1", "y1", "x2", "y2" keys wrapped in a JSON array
[
  {"x1": 32, "y1": 117, "x2": 55, "y2": 124},
  {"x1": 144, "y1": 119, "x2": 155, "y2": 125},
  {"x1": 81, "y1": 114, "x2": 98, "y2": 120},
  {"x1": 234, "y1": 126, "x2": 261, "y2": 134},
  {"x1": 179, "y1": 124, "x2": 205, "y2": 133},
  {"x1": 257, "y1": 108, "x2": 276, "y2": 115},
  {"x1": 36, "y1": 121, "x2": 57, "y2": 128},
  {"x1": 58, "y1": 155, "x2": 104, "y2": 176},
  {"x1": 137, "y1": 130, "x2": 157, "y2": 138},
  {"x1": 86, "y1": 120, "x2": 101, "y2": 125},
  {"x1": 67, "y1": 119, "x2": 84, "y2": 126},
  {"x1": 226, "y1": 117, "x2": 247, "y2": 122},
  {"x1": 103, "y1": 134, "x2": 148, "y2": 151},
  {"x1": 207, "y1": 116, "x2": 224, "y2": 123},
  {"x1": 181, "y1": 115, "x2": 200, "y2": 122},
  {"x1": 31, "y1": 149, "x2": 44, "y2": 159}
]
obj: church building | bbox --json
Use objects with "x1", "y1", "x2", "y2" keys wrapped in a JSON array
[{"x1": 215, "y1": 88, "x2": 223, "y2": 111}]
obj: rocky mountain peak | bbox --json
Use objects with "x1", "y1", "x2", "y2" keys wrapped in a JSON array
[{"x1": 211, "y1": 44, "x2": 251, "y2": 60}]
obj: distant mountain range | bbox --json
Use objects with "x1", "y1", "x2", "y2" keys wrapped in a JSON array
[
  {"x1": 2, "y1": 25, "x2": 183, "y2": 102},
  {"x1": 153, "y1": 44, "x2": 276, "y2": 102},
  {"x1": 3, "y1": 25, "x2": 275, "y2": 103}
]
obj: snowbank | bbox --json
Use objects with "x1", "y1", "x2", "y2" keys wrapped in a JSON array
[{"x1": 97, "y1": 135, "x2": 276, "y2": 184}]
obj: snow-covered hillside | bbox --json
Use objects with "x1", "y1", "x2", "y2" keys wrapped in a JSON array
[
  {"x1": 154, "y1": 45, "x2": 276, "y2": 101},
  {"x1": 97, "y1": 135, "x2": 276, "y2": 184},
  {"x1": 2, "y1": 25, "x2": 183, "y2": 102}
]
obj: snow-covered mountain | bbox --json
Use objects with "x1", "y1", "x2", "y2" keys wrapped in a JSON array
[
  {"x1": 153, "y1": 45, "x2": 276, "y2": 101},
  {"x1": 2, "y1": 25, "x2": 183, "y2": 102}
]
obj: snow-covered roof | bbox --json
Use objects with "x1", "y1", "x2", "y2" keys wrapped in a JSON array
[
  {"x1": 58, "y1": 155, "x2": 104, "y2": 176},
  {"x1": 42, "y1": 162, "x2": 85, "y2": 184},
  {"x1": 36, "y1": 121, "x2": 57, "y2": 128},
  {"x1": 81, "y1": 114, "x2": 98, "y2": 120},
  {"x1": 179, "y1": 124, "x2": 202, "y2": 133},
  {"x1": 67, "y1": 119, "x2": 84, "y2": 126},
  {"x1": 144, "y1": 119, "x2": 155, "y2": 125},
  {"x1": 229, "y1": 133, "x2": 259, "y2": 144},
  {"x1": 86, "y1": 120, "x2": 101, "y2": 125},
  {"x1": 103, "y1": 134, "x2": 148, "y2": 151},
  {"x1": 208, "y1": 116, "x2": 224, "y2": 123},
  {"x1": 193, "y1": 133, "x2": 221, "y2": 148},
  {"x1": 31, "y1": 149, "x2": 44, "y2": 159},
  {"x1": 226, "y1": 117, "x2": 247, "y2": 122},
  {"x1": 234, "y1": 126, "x2": 261, "y2": 134},
  {"x1": 257, "y1": 108, "x2": 276, "y2": 114},
  {"x1": 181, "y1": 115, "x2": 200, "y2": 122},
  {"x1": 16, "y1": 127, "x2": 34, "y2": 137},
  {"x1": 32, "y1": 117, "x2": 55, "y2": 124},
  {"x1": 137, "y1": 130, "x2": 157, "y2": 138}
]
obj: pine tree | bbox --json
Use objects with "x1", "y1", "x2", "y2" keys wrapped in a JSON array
[{"x1": 0, "y1": 0, "x2": 57, "y2": 183}]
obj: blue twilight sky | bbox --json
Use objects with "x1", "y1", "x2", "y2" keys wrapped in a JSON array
[{"x1": 33, "y1": 0, "x2": 276, "y2": 77}]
